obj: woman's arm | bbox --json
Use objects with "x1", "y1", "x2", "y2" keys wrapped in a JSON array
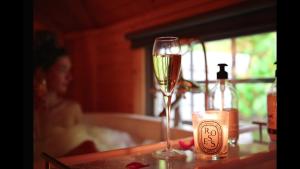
[{"x1": 63, "y1": 101, "x2": 84, "y2": 127}]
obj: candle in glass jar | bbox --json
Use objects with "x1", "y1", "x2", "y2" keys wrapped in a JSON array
[{"x1": 192, "y1": 111, "x2": 229, "y2": 160}]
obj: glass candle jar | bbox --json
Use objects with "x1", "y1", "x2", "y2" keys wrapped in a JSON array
[{"x1": 192, "y1": 110, "x2": 229, "y2": 160}]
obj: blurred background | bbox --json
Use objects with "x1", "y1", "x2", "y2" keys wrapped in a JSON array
[{"x1": 34, "y1": 0, "x2": 276, "y2": 136}]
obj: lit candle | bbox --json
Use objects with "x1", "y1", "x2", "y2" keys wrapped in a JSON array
[{"x1": 192, "y1": 110, "x2": 229, "y2": 160}]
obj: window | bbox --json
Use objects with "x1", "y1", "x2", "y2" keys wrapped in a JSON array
[{"x1": 153, "y1": 32, "x2": 276, "y2": 124}]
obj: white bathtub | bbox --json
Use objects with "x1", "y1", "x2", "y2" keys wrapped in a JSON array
[{"x1": 82, "y1": 113, "x2": 193, "y2": 144}]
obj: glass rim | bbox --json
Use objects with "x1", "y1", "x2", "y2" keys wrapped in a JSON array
[{"x1": 155, "y1": 36, "x2": 178, "y2": 41}]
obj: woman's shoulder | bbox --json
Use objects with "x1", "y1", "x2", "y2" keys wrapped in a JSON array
[
  {"x1": 58, "y1": 99, "x2": 84, "y2": 124},
  {"x1": 61, "y1": 99, "x2": 82, "y2": 113}
]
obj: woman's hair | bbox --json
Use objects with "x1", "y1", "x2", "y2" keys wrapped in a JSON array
[{"x1": 34, "y1": 31, "x2": 66, "y2": 71}]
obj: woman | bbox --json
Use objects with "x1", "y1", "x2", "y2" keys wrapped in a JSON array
[{"x1": 33, "y1": 31, "x2": 136, "y2": 160}]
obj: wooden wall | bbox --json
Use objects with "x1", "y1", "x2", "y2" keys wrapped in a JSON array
[
  {"x1": 59, "y1": 0, "x2": 243, "y2": 114},
  {"x1": 64, "y1": 33, "x2": 145, "y2": 114}
]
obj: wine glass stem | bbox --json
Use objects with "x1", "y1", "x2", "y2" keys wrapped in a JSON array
[{"x1": 163, "y1": 95, "x2": 172, "y2": 151}]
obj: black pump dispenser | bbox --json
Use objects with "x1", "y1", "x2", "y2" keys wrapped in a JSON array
[{"x1": 217, "y1": 63, "x2": 228, "y2": 79}]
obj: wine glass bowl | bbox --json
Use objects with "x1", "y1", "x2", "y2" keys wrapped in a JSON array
[
  {"x1": 153, "y1": 37, "x2": 181, "y2": 96},
  {"x1": 152, "y1": 37, "x2": 185, "y2": 159}
]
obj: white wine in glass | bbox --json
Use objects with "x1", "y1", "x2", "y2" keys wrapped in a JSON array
[{"x1": 152, "y1": 37, "x2": 185, "y2": 159}]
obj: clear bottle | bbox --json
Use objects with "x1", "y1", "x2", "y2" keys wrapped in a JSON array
[
  {"x1": 208, "y1": 64, "x2": 239, "y2": 145},
  {"x1": 267, "y1": 62, "x2": 277, "y2": 142}
]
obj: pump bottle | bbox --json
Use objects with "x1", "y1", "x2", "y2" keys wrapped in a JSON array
[{"x1": 208, "y1": 64, "x2": 239, "y2": 145}]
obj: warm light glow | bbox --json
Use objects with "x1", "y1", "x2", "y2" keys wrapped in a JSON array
[{"x1": 192, "y1": 110, "x2": 229, "y2": 160}]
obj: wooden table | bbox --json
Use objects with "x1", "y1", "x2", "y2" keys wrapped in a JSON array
[{"x1": 35, "y1": 128, "x2": 276, "y2": 169}]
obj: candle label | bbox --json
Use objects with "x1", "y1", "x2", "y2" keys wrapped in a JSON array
[{"x1": 198, "y1": 120, "x2": 223, "y2": 154}]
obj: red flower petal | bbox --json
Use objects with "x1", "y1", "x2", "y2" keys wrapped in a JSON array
[
  {"x1": 178, "y1": 139, "x2": 194, "y2": 150},
  {"x1": 126, "y1": 162, "x2": 150, "y2": 169}
]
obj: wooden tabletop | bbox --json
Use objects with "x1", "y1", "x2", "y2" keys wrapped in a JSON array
[{"x1": 35, "y1": 128, "x2": 276, "y2": 169}]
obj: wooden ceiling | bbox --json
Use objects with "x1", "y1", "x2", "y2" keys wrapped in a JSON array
[{"x1": 34, "y1": 0, "x2": 176, "y2": 32}]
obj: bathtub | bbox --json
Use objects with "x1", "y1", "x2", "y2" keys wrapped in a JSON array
[{"x1": 82, "y1": 112, "x2": 193, "y2": 143}]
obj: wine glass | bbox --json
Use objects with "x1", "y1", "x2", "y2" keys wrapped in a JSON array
[{"x1": 152, "y1": 37, "x2": 185, "y2": 159}]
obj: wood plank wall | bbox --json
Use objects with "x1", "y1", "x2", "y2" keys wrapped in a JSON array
[{"x1": 61, "y1": 0, "x2": 242, "y2": 114}]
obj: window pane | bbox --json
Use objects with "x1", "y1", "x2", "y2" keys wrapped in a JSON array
[
  {"x1": 181, "y1": 44, "x2": 208, "y2": 81},
  {"x1": 205, "y1": 39, "x2": 233, "y2": 80},
  {"x1": 235, "y1": 32, "x2": 276, "y2": 78},
  {"x1": 181, "y1": 40, "x2": 234, "y2": 81},
  {"x1": 236, "y1": 83, "x2": 272, "y2": 122}
]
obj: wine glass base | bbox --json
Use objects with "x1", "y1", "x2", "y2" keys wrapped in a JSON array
[{"x1": 152, "y1": 148, "x2": 186, "y2": 160}]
